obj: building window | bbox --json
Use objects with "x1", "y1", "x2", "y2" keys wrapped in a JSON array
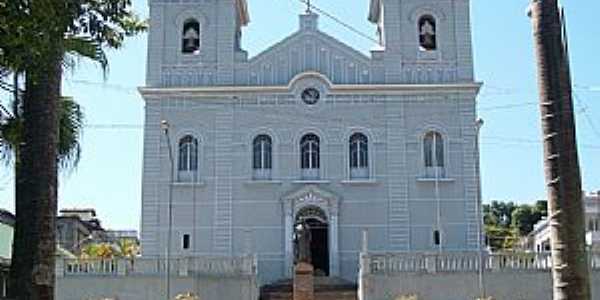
[
  {"x1": 178, "y1": 135, "x2": 199, "y2": 182},
  {"x1": 418, "y1": 15, "x2": 437, "y2": 51},
  {"x1": 253, "y1": 134, "x2": 272, "y2": 180},
  {"x1": 433, "y1": 230, "x2": 441, "y2": 246},
  {"x1": 182, "y1": 234, "x2": 190, "y2": 250},
  {"x1": 182, "y1": 19, "x2": 200, "y2": 54},
  {"x1": 349, "y1": 133, "x2": 369, "y2": 179},
  {"x1": 301, "y1": 134, "x2": 320, "y2": 179},
  {"x1": 424, "y1": 131, "x2": 445, "y2": 177},
  {"x1": 590, "y1": 219, "x2": 595, "y2": 232}
]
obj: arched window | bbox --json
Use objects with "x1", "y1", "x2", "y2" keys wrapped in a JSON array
[
  {"x1": 253, "y1": 135, "x2": 272, "y2": 180},
  {"x1": 178, "y1": 135, "x2": 198, "y2": 182},
  {"x1": 301, "y1": 134, "x2": 320, "y2": 179},
  {"x1": 418, "y1": 15, "x2": 437, "y2": 51},
  {"x1": 182, "y1": 19, "x2": 200, "y2": 54},
  {"x1": 424, "y1": 131, "x2": 444, "y2": 177},
  {"x1": 349, "y1": 133, "x2": 369, "y2": 179}
]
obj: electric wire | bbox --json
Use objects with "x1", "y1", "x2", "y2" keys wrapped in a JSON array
[
  {"x1": 573, "y1": 92, "x2": 600, "y2": 140},
  {"x1": 294, "y1": 0, "x2": 380, "y2": 45}
]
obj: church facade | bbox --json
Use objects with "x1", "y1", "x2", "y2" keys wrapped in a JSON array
[{"x1": 139, "y1": 0, "x2": 482, "y2": 283}]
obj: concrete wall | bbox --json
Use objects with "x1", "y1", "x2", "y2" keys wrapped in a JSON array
[
  {"x1": 56, "y1": 275, "x2": 259, "y2": 300},
  {"x1": 360, "y1": 271, "x2": 600, "y2": 300},
  {"x1": 0, "y1": 223, "x2": 13, "y2": 259}
]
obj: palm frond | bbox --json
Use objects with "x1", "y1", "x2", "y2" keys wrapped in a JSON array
[
  {"x1": 63, "y1": 36, "x2": 109, "y2": 78},
  {"x1": 0, "y1": 96, "x2": 84, "y2": 171},
  {"x1": 57, "y1": 96, "x2": 84, "y2": 171},
  {"x1": 0, "y1": 113, "x2": 22, "y2": 166}
]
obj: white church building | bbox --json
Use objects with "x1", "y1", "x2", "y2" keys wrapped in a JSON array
[{"x1": 138, "y1": 0, "x2": 482, "y2": 284}]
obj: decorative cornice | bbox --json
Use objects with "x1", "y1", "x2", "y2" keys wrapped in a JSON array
[{"x1": 139, "y1": 79, "x2": 483, "y2": 99}]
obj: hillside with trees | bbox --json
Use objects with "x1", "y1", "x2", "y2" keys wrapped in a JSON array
[{"x1": 483, "y1": 200, "x2": 548, "y2": 252}]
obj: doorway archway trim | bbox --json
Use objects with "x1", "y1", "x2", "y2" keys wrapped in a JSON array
[{"x1": 281, "y1": 185, "x2": 339, "y2": 277}]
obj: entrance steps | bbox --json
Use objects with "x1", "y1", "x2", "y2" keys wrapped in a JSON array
[{"x1": 259, "y1": 277, "x2": 357, "y2": 300}]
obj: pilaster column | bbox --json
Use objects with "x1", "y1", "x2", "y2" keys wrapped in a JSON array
[
  {"x1": 329, "y1": 213, "x2": 340, "y2": 276},
  {"x1": 329, "y1": 201, "x2": 340, "y2": 276}
]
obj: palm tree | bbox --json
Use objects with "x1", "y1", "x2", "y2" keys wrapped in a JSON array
[
  {"x1": 79, "y1": 240, "x2": 139, "y2": 260},
  {"x1": 529, "y1": 0, "x2": 591, "y2": 299},
  {"x1": 81, "y1": 243, "x2": 116, "y2": 260},
  {"x1": 1, "y1": 1, "x2": 145, "y2": 298},
  {"x1": 115, "y1": 239, "x2": 140, "y2": 259},
  {"x1": 0, "y1": 96, "x2": 84, "y2": 171}
]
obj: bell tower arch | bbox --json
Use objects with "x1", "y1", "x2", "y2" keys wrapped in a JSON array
[
  {"x1": 368, "y1": 0, "x2": 474, "y2": 83},
  {"x1": 145, "y1": 0, "x2": 250, "y2": 87}
]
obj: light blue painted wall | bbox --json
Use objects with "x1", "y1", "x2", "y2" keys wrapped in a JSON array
[
  {"x1": 0, "y1": 223, "x2": 13, "y2": 259},
  {"x1": 140, "y1": 0, "x2": 480, "y2": 284}
]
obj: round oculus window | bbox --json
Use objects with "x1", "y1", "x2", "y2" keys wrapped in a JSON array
[{"x1": 301, "y1": 88, "x2": 320, "y2": 105}]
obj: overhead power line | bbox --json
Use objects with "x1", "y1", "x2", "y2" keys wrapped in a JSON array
[
  {"x1": 573, "y1": 92, "x2": 600, "y2": 140},
  {"x1": 479, "y1": 102, "x2": 538, "y2": 111},
  {"x1": 85, "y1": 124, "x2": 143, "y2": 129},
  {"x1": 575, "y1": 84, "x2": 600, "y2": 92},
  {"x1": 295, "y1": 0, "x2": 380, "y2": 45}
]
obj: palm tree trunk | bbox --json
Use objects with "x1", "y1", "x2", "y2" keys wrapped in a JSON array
[
  {"x1": 13, "y1": 72, "x2": 19, "y2": 116},
  {"x1": 8, "y1": 46, "x2": 62, "y2": 300},
  {"x1": 529, "y1": 0, "x2": 591, "y2": 299}
]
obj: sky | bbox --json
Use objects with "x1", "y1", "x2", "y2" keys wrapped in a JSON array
[{"x1": 0, "y1": 0, "x2": 599, "y2": 231}]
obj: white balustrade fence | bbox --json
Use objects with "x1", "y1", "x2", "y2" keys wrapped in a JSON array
[
  {"x1": 63, "y1": 259, "x2": 118, "y2": 275},
  {"x1": 59, "y1": 255, "x2": 257, "y2": 277},
  {"x1": 361, "y1": 252, "x2": 600, "y2": 275}
]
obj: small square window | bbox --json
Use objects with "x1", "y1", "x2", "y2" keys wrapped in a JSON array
[
  {"x1": 182, "y1": 234, "x2": 190, "y2": 250},
  {"x1": 433, "y1": 230, "x2": 441, "y2": 246}
]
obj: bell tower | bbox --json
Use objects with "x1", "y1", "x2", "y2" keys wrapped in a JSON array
[
  {"x1": 145, "y1": 0, "x2": 249, "y2": 87},
  {"x1": 368, "y1": 0, "x2": 474, "y2": 84}
]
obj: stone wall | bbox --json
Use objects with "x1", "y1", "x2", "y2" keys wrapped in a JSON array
[
  {"x1": 56, "y1": 276, "x2": 259, "y2": 300},
  {"x1": 359, "y1": 252, "x2": 600, "y2": 300},
  {"x1": 360, "y1": 271, "x2": 600, "y2": 300},
  {"x1": 55, "y1": 257, "x2": 259, "y2": 300}
]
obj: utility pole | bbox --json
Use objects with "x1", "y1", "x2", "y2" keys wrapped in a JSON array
[
  {"x1": 529, "y1": 1, "x2": 591, "y2": 299},
  {"x1": 475, "y1": 118, "x2": 485, "y2": 299},
  {"x1": 161, "y1": 120, "x2": 175, "y2": 300}
]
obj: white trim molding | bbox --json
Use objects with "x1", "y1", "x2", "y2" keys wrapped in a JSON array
[
  {"x1": 139, "y1": 72, "x2": 483, "y2": 99},
  {"x1": 280, "y1": 185, "x2": 340, "y2": 277}
]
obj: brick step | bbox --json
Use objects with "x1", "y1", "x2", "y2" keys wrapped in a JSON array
[
  {"x1": 261, "y1": 291, "x2": 357, "y2": 300},
  {"x1": 260, "y1": 277, "x2": 357, "y2": 300}
]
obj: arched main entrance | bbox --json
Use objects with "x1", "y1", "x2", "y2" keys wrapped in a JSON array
[
  {"x1": 282, "y1": 185, "x2": 339, "y2": 277},
  {"x1": 295, "y1": 206, "x2": 330, "y2": 276}
]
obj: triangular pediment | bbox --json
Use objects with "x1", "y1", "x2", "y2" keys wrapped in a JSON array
[{"x1": 244, "y1": 29, "x2": 372, "y2": 85}]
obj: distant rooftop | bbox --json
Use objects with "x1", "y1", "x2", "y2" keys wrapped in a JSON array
[
  {"x1": 59, "y1": 208, "x2": 99, "y2": 225},
  {"x1": 106, "y1": 230, "x2": 138, "y2": 239},
  {"x1": 60, "y1": 208, "x2": 97, "y2": 217},
  {"x1": 587, "y1": 191, "x2": 600, "y2": 198}
]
